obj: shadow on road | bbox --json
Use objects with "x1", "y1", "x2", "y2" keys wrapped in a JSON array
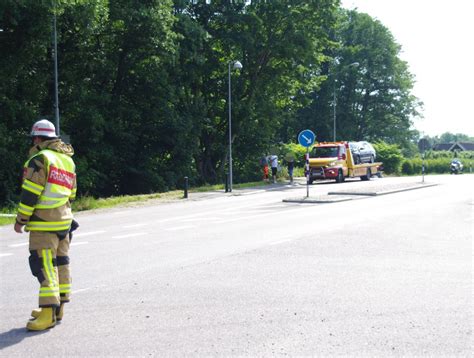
[{"x1": 0, "y1": 327, "x2": 49, "y2": 350}]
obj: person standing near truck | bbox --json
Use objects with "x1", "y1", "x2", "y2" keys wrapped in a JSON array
[
  {"x1": 14, "y1": 119, "x2": 77, "y2": 331},
  {"x1": 260, "y1": 156, "x2": 269, "y2": 181},
  {"x1": 269, "y1": 154, "x2": 279, "y2": 183},
  {"x1": 285, "y1": 152, "x2": 295, "y2": 184}
]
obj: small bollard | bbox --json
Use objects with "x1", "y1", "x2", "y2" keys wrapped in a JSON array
[
  {"x1": 225, "y1": 173, "x2": 229, "y2": 193},
  {"x1": 183, "y1": 176, "x2": 188, "y2": 198}
]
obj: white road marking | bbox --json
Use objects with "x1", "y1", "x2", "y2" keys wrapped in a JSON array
[
  {"x1": 71, "y1": 241, "x2": 89, "y2": 247},
  {"x1": 164, "y1": 225, "x2": 196, "y2": 232},
  {"x1": 74, "y1": 284, "x2": 107, "y2": 294},
  {"x1": 8, "y1": 242, "x2": 29, "y2": 248},
  {"x1": 122, "y1": 223, "x2": 147, "y2": 228},
  {"x1": 0, "y1": 253, "x2": 13, "y2": 258},
  {"x1": 269, "y1": 239, "x2": 292, "y2": 246},
  {"x1": 73, "y1": 287, "x2": 92, "y2": 294},
  {"x1": 112, "y1": 232, "x2": 148, "y2": 239},
  {"x1": 214, "y1": 207, "x2": 305, "y2": 224},
  {"x1": 181, "y1": 217, "x2": 220, "y2": 222},
  {"x1": 74, "y1": 230, "x2": 106, "y2": 238},
  {"x1": 155, "y1": 202, "x2": 265, "y2": 224},
  {"x1": 239, "y1": 190, "x2": 264, "y2": 195},
  {"x1": 111, "y1": 210, "x2": 134, "y2": 216}
]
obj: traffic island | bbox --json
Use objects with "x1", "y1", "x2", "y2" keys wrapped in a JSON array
[
  {"x1": 282, "y1": 181, "x2": 438, "y2": 204},
  {"x1": 327, "y1": 182, "x2": 438, "y2": 196}
]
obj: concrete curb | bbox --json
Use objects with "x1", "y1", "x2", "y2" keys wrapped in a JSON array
[
  {"x1": 328, "y1": 183, "x2": 439, "y2": 197},
  {"x1": 283, "y1": 182, "x2": 439, "y2": 204}
]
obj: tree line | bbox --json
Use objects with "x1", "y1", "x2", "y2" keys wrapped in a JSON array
[{"x1": 0, "y1": 0, "x2": 421, "y2": 206}]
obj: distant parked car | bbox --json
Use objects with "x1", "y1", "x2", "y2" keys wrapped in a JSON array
[{"x1": 349, "y1": 141, "x2": 376, "y2": 164}]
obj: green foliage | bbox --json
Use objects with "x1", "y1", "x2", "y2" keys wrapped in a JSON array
[
  {"x1": 373, "y1": 141, "x2": 403, "y2": 174},
  {"x1": 0, "y1": 1, "x2": 427, "y2": 206},
  {"x1": 424, "y1": 150, "x2": 474, "y2": 159},
  {"x1": 280, "y1": 142, "x2": 308, "y2": 166},
  {"x1": 401, "y1": 156, "x2": 474, "y2": 175},
  {"x1": 295, "y1": 9, "x2": 421, "y2": 145}
]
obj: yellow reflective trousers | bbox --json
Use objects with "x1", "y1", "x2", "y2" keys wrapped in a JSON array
[{"x1": 29, "y1": 231, "x2": 71, "y2": 308}]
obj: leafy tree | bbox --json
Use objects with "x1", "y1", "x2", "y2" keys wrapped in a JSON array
[
  {"x1": 60, "y1": 0, "x2": 181, "y2": 195},
  {"x1": 437, "y1": 132, "x2": 474, "y2": 143},
  {"x1": 0, "y1": 1, "x2": 426, "y2": 207},
  {"x1": 175, "y1": 0, "x2": 338, "y2": 183},
  {"x1": 0, "y1": 1, "x2": 61, "y2": 206},
  {"x1": 296, "y1": 9, "x2": 422, "y2": 146}
]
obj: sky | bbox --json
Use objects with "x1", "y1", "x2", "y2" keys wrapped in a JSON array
[{"x1": 341, "y1": 0, "x2": 474, "y2": 137}]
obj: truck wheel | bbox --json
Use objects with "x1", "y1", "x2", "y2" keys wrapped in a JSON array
[
  {"x1": 335, "y1": 169, "x2": 344, "y2": 183},
  {"x1": 361, "y1": 168, "x2": 371, "y2": 181}
]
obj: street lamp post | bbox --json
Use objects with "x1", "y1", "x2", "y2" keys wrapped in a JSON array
[
  {"x1": 332, "y1": 61, "x2": 359, "y2": 141},
  {"x1": 228, "y1": 60, "x2": 243, "y2": 192},
  {"x1": 53, "y1": 13, "x2": 60, "y2": 136}
]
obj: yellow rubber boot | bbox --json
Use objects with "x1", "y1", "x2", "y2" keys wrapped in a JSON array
[
  {"x1": 32, "y1": 304, "x2": 64, "y2": 321},
  {"x1": 31, "y1": 308, "x2": 41, "y2": 319},
  {"x1": 26, "y1": 307, "x2": 56, "y2": 331}
]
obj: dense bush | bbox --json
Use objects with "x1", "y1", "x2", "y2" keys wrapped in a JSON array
[
  {"x1": 373, "y1": 141, "x2": 403, "y2": 174},
  {"x1": 401, "y1": 157, "x2": 473, "y2": 174},
  {"x1": 424, "y1": 150, "x2": 474, "y2": 159}
]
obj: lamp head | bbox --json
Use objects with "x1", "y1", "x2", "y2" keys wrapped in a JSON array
[{"x1": 233, "y1": 61, "x2": 243, "y2": 70}]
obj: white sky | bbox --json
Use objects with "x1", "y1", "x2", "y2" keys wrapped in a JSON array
[{"x1": 341, "y1": 0, "x2": 474, "y2": 137}]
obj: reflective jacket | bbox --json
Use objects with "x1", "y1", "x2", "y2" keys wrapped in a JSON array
[{"x1": 16, "y1": 139, "x2": 77, "y2": 232}]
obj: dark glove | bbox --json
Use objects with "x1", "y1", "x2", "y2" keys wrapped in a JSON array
[{"x1": 69, "y1": 219, "x2": 80, "y2": 241}]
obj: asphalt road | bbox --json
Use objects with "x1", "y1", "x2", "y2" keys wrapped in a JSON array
[{"x1": 0, "y1": 174, "x2": 472, "y2": 357}]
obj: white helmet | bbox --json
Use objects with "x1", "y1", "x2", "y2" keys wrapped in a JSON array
[{"x1": 30, "y1": 119, "x2": 57, "y2": 138}]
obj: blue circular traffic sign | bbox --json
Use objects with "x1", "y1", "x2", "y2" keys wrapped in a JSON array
[{"x1": 298, "y1": 129, "x2": 316, "y2": 147}]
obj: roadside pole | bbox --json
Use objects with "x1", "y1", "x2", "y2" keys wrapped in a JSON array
[
  {"x1": 305, "y1": 148, "x2": 310, "y2": 198},
  {"x1": 298, "y1": 129, "x2": 316, "y2": 198},
  {"x1": 418, "y1": 138, "x2": 429, "y2": 184},
  {"x1": 422, "y1": 152, "x2": 425, "y2": 183}
]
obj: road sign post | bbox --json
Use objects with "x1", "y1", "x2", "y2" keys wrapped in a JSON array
[
  {"x1": 418, "y1": 138, "x2": 430, "y2": 184},
  {"x1": 298, "y1": 130, "x2": 316, "y2": 198}
]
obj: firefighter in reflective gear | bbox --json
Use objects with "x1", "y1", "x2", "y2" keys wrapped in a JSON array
[{"x1": 14, "y1": 119, "x2": 78, "y2": 331}]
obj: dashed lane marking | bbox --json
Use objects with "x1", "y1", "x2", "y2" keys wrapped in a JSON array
[
  {"x1": 8, "y1": 242, "x2": 29, "y2": 248},
  {"x1": 122, "y1": 223, "x2": 148, "y2": 228},
  {"x1": 111, "y1": 232, "x2": 148, "y2": 239},
  {"x1": 180, "y1": 217, "x2": 221, "y2": 222},
  {"x1": 269, "y1": 239, "x2": 292, "y2": 246},
  {"x1": 74, "y1": 230, "x2": 106, "y2": 238},
  {"x1": 214, "y1": 207, "x2": 305, "y2": 224},
  {"x1": 164, "y1": 225, "x2": 196, "y2": 232},
  {"x1": 73, "y1": 287, "x2": 92, "y2": 294},
  {"x1": 0, "y1": 253, "x2": 13, "y2": 258},
  {"x1": 71, "y1": 241, "x2": 89, "y2": 247}
]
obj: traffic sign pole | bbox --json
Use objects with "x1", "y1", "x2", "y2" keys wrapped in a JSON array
[
  {"x1": 305, "y1": 149, "x2": 310, "y2": 198},
  {"x1": 298, "y1": 129, "x2": 316, "y2": 199}
]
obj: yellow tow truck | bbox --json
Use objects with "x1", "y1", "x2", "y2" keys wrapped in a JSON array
[{"x1": 307, "y1": 141, "x2": 382, "y2": 184}]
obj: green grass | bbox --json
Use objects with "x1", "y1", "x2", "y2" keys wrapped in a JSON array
[
  {"x1": 0, "y1": 217, "x2": 15, "y2": 226},
  {"x1": 0, "y1": 209, "x2": 16, "y2": 226},
  {"x1": 71, "y1": 191, "x2": 183, "y2": 212}
]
